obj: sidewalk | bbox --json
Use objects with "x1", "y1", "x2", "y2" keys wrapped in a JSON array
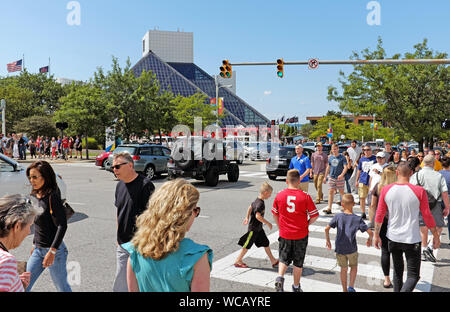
[{"x1": 12, "y1": 149, "x2": 103, "y2": 164}]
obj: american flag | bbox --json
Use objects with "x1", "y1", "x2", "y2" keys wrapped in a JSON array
[{"x1": 7, "y1": 59, "x2": 22, "y2": 72}]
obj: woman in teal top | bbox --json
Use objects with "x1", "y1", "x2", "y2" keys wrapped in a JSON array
[{"x1": 123, "y1": 179, "x2": 213, "y2": 292}]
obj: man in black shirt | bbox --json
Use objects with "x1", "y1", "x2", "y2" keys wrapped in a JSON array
[{"x1": 112, "y1": 152, "x2": 155, "y2": 292}]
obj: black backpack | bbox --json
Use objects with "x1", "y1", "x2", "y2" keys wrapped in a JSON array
[{"x1": 415, "y1": 173, "x2": 438, "y2": 209}]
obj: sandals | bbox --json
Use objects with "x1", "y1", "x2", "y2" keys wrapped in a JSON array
[
  {"x1": 383, "y1": 283, "x2": 393, "y2": 289},
  {"x1": 234, "y1": 262, "x2": 248, "y2": 268}
]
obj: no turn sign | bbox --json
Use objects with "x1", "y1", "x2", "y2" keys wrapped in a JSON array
[{"x1": 308, "y1": 58, "x2": 319, "y2": 69}]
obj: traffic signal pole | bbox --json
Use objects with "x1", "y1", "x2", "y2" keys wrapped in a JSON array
[{"x1": 227, "y1": 59, "x2": 450, "y2": 66}]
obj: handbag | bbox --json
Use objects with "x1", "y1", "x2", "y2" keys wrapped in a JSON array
[{"x1": 49, "y1": 193, "x2": 75, "y2": 223}]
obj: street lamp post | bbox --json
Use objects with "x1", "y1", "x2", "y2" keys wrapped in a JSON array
[{"x1": 0, "y1": 99, "x2": 5, "y2": 135}]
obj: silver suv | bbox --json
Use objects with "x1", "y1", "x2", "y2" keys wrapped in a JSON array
[{"x1": 106, "y1": 144, "x2": 171, "y2": 180}]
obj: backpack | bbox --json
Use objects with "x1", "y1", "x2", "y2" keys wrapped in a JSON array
[{"x1": 415, "y1": 173, "x2": 438, "y2": 209}]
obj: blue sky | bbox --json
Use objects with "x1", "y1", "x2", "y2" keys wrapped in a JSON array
[{"x1": 1, "y1": 0, "x2": 449, "y2": 123}]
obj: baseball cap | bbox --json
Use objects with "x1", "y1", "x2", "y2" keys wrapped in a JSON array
[{"x1": 376, "y1": 152, "x2": 385, "y2": 158}]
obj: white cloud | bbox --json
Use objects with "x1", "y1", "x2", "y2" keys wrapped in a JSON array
[{"x1": 263, "y1": 90, "x2": 272, "y2": 95}]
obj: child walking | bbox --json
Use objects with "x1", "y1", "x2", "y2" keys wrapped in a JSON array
[
  {"x1": 234, "y1": 182, "x2": 279, "y2": 269},
  {"x1": 325, "y1": 194, "x2": 373, "y2": 292}
]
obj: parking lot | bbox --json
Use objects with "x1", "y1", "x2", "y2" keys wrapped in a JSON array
[{"x1": 8, "y1": 159, "x2": 450, "y2": 292}]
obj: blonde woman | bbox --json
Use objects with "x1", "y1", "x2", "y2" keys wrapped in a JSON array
[
  {"x1": 123, "y1": 179, "x2": 212, "y2": 292},
  {"x1": 369, "y1": 165, "x2": 397, "y2": 288}
]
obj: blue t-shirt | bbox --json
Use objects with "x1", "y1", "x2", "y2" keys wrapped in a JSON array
[
  {"x1": 329, "y1": 213, "x2": 368, "y2": 255},
  {"x1": 122, "y1": 238, "x2": 213, "y2": 292},
  {"x1": 328, "y1": 154, "x2": 347, "y2": 179},
  {"x1": 358, "y1": 155, "x2": 377, "y2": 185},
  {"x1": 439, "y1": 170, "x2": 450, "y2": 191},
  {"x1": 289, "y1": 154, "x2": 312, "y2": 182}
]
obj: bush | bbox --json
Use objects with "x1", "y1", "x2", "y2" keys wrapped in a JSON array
[{"x1": 81, "y1": 137, "x2": 101, "y2": 150}]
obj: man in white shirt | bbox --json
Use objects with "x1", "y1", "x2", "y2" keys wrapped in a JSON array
[
  {"x1": 368, "y1": 152, "x2": 388, "y2": 222},
  {"x1": 410, "y1": 154, "x2": 449, "y2": 262},
  {"x1": 347, "y1": 140, "x2": 361, "y2": 194}
]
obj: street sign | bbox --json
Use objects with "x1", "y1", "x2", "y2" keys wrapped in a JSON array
[{"x1": 308, "y1": 58, "x2": 319, "y2": 69}]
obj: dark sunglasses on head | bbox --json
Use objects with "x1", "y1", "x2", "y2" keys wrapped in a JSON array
[
  {"x1": 111, "y1": 162, "x2": 129, "y2": 170},
  {"x1": 193, "y1": 207, "x2": 201, "y2": 217}
]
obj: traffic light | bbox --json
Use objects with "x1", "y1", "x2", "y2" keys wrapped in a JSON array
[
  {"x1": 220, "y1": 60, "x2": 232, "y2": 78},
  {"x1": 276, "y1": 59, "x2": 284, "y2": 78}
]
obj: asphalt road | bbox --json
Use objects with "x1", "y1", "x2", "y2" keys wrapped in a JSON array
[{"x1": 10, "y1": 160, "x2": 450, "y2": 292}]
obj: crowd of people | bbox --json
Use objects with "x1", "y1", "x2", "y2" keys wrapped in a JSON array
[
  {"x1": 0, "y1": 139, "x2": 449, "y2": 293},
  {"x1": 0, "y1": 133, "x2": 84, "y2": 161}
]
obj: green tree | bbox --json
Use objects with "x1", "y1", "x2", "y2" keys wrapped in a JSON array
[
  {"x1": 55, "y1": 83, "x2": 109, "y2": 159},
  {"x1": 328, "y1": 38, "x2": 450, "y2": 151},
  {"x1": 0, "y1": 82, "x2": 35, "y2": 131},
  {"x1": 13, "y1": 115, "x2": 58, "y2": 139},
  {"x1": 171, "y1": 93, "x2": 218, "y2": 130},
  {"x1": 299, "y1": 123, "x2": 314, "y2": 139}
]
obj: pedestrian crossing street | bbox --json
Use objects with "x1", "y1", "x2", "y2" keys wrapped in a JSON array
[{"x1": 211, "y1": 204, "x2": 438, "y2": 292}]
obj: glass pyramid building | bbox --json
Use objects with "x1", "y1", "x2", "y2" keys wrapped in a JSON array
[{"x1": 132, "y1": 51, "x2": 269, "y2": 126}]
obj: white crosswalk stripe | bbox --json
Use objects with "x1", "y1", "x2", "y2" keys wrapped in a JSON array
[{"x1": 211, "y1": 220, "x2": 438, "y2": 292}]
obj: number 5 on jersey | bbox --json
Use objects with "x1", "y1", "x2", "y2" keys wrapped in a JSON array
[{"x1": 287, "y1": 196, "x2": 296, "y2": 213}]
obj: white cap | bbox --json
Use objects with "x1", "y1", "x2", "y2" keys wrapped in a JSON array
[{"x1": 376, "y1": 152, "x2": 385, "y2": 158}]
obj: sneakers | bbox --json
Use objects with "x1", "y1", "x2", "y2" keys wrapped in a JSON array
[
  {"x1": 292, "y1": 284, "x2": 303, "y2": 292},
  {"x1": 423, "y1": 247, "x2": 437, "y2": 263},
  {"x1": 348, "y1": 286, "x2": 356, "y2": 292},
  {"x1": 275, "y1": 276, "x2": 285, "y2": 292},
  {"x1": 361, "y1": 213, "x2": 367, "y2": 220}
]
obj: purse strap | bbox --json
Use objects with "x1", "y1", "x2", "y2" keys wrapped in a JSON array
[{"x1": 49, "y1": 193, "x2": 53, "y2": 215}]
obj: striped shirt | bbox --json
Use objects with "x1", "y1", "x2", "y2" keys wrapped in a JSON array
[{"x1": 0, "y1": 249, "x2": 24, "y2": 292}]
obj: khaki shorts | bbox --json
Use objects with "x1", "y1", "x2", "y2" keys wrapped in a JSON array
[
  {"x1": 358, "y1": 183, "x2": 369, "y2": 199},
  {"x1": 299, "y1": 182, "x2": 309, "y2": 193},
  {"x1": 336, "y1": 252, "x2": 358, "y2": 268}
]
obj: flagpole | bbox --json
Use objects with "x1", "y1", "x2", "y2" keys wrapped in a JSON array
[
  {"x1": 22, "y1": 54, "x2": 25, "y2": 72},
  {"x1": 48, "y1": 57, "x2": 51, "y2": 77}
]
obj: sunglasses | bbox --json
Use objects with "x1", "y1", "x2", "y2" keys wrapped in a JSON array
[
  {"x1": 111, "y1": 162, "x2": 129, "y2": 170},
  {"x1": 363, "y1": 149, "x2": 371, "y2": 151},
  {"x1": 193, "y1": 206, "x2": 201, "y2": 217}
]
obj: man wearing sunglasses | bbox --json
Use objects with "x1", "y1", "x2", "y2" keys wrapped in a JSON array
[
  {"x1": 112, "y1": 152, "x2": 155, "y2": 292},
  {"x1": 355, "y1": 146, "x2": 377, "y2": 219}
]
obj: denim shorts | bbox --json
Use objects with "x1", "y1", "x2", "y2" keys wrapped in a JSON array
[{"x1": 278, "y1": 236, "x2": 308, "y2": 268}]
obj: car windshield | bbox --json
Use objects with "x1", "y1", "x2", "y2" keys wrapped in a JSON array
[
  {"x1": 113, "y1": 146, "x2": 137, "y2": 155},
  {"x1": 279, "y1": 147, "x2": 296, "y2": 158}
]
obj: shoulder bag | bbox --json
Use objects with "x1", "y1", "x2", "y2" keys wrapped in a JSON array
[
  {"x1": 416, "y1": 172, "x2": 438, "y2": 209},
  {"x1": 49, "y1": 193, "x2": 75, "y2": 224}
]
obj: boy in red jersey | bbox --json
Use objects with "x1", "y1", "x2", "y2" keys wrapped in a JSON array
[{"x1": 272, "y1": 169, "x2": 319, "y2": 292}]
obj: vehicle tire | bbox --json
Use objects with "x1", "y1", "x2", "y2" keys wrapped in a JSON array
[
  {"x1": 175, "y1": 148, "x2": 194, "y2": 170},
  {"x1": 205, "y1": 168, "x2": 219, "y2": 187},
  {"x1": 144, "y1": 165, "x2": 155, "y2": 180},
  {"x1": 167, "y1": 171, "x2": 176, "y2": 180},
  {"x1": 268, "y1": 174, "x2": 277, "y2": 180},
  {"x1": 227, "y1": 163, "x2": 239, "y2": 182},
  {"x1": 103, "y1": 159, "x2": 111, "y2": 169}
]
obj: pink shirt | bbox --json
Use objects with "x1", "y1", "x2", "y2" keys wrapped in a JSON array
[
  {"x1": 375, "y1": 183, "x2": 436, "y2": 244},
  {"x1": 0, "y1": 249, "x2": 24, "y2": 292}
]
